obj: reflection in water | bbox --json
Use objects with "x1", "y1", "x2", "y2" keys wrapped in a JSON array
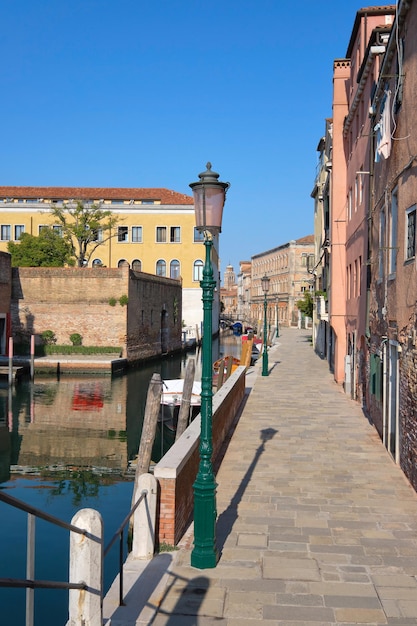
[
  {"x1": 0, "y1": 334, "x2": 242, "y2": 484},
  {"x1": 0, "y1": 333, "x2": 242, "y2": 625}
]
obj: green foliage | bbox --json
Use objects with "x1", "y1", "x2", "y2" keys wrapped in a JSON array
[
  {"x1": 109, "y1": 297, "x2": 117, "y2": 306},
  {"x1": 296, "y1": 291, "x2": 314, "y2": 318},
  {"x1": 48, "y1": 469, "x2": 100, "y2": 505},
  {"x1": 41, "y1": 345, "x2": 121, "y2": 355},
  {"x1": 69, "y1": 333, "x2": 82, "y2": 346},
  {"x1": 7, "y1": 228, "x2": 74, "y2": 267},
  {"x1": 158, "y1": 542, "x2": 178, "y2": 553},
  {"x1": 41, "y1": 330, "x2": 57, "y2": 345},
  {"x1": 50, "y1": 200, "x2": 120, "y2": 267},
  {"x1": 119, "y1": 294, "x2": 128, "y2": 306}
]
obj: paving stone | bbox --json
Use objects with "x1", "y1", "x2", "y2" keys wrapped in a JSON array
[
  {"x1": 263, "y1": 604, "x2": 335, "y2": 621},
  {"x1": 333, "y1": 607, "x2": 387, "y2": 623},
  {"x1": 263, "y1": 556, "x2": 321, "y2": 581}
]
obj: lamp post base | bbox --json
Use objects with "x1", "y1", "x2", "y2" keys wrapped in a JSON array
[{"x1": 191, "y1": 474, "x2": 218, "y2": 569}]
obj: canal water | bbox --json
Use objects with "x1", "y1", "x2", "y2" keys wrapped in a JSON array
[{"x1": 0, "y1": 333, "x2": 241, "y2": 626}]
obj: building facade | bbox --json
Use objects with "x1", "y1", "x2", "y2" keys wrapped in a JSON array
[
  {"x1": 236, "y1": 260, "x2": 252, "y2": 323},
  {"x1": 316, "y1": 2, "x2": 417, "y2": 492},
  {"x1": 367, "y1": 0, "x2": 417, "y2": 488},
  {"x1": 251, "y1": 236, "x2": 315, "y2": 331},
  {"x1": 220, "y1": 264, "x2": 238, "y2": 319},
  {"x1": 344, "y1": 7, "x2": 394, "y2": 400},
  {"x1": 0, "y1": 186, "x2": 222, "y2": 333},
  {"x1": 311, "y1": 120, "x2": 332, "y2": 362}
]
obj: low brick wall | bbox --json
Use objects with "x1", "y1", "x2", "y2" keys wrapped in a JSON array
[{"x1": 154, "y1": 366, "x2": 246, "y2": 545}]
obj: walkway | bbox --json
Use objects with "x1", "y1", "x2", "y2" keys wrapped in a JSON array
[{"x1": 104, "y1": 328, "x2": 417, "y2": 625}]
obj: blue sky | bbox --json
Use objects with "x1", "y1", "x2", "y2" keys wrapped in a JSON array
[{"x1": 2, "y1": 1, "x2": 376, "y2": 275}]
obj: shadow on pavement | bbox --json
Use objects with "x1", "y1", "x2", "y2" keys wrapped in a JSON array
[
  {"x1": 216, "y1": 427, "x2": 278, "y2": 556},
  {"x1": 149, "y1": 573, "x2": 210, "y2": 625}
]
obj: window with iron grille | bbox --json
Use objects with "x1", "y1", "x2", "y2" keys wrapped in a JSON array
[{"x1": 406, "y1": 205, "x2": 416, "y2": 260}]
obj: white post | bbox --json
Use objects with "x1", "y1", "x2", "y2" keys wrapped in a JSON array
[
  {"x1": 68, "y1": 509, "x2": 103, "y2": 626},
  {"x1": 132, "y1": 473, "x2": 158, "y2": 559}
]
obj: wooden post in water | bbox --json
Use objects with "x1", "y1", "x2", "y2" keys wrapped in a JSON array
[
  {"x1": 216, "y1": 358, "x2": 225, "y2": 391},
  {"x1": 132, "y1": 373, "x2": 161, "y2": 508},
  {"x1": 225, "y1": 355, "x2": 233, "y2": 381},
  {"x1": 243, "y1": 337, "x2": 253, "y2": 368},
  {"x1": 175, "y1": 358, "x2": 195, "y2": 440},
  {"x1": 30, "y1": 335, "x2": 35, "y2": 382},
  {"x1": 8, "y1": 337, "x2": 13, "y2": 387}
]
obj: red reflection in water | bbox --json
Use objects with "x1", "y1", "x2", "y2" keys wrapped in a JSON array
[{"x1": 72, "y1": 383, "x2": 104, "y2": 411}]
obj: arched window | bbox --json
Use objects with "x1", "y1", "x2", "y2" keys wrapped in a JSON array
[
  {"x1": 156, "y1": 259, "x2": 166, "y2": 277},
  {"x1": 92, "y1": 258, "x2": 103, "y2": 267},
  {"x1": 170, "y1": 259, "x2": 180, "y2": 279},
  {"x1": 118, "y1": 259, "x2": 130, "y2": 268},
  {"x1": 193, "y1": 260, "x2": 204, "y2": 282},
  {"x1": 132, "y1": 259, "x2": 142, "y2": 271}
]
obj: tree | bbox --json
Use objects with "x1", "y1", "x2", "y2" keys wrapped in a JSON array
[
  {"x1": 50, "y1": 200, "x2": 119, "y2": 267},
  {"x1": 8, "y1": 228, "x2": 74, "y2": 267},
  {"x1": 296, "y1": 291, "x2": 314, "y2": 318}
]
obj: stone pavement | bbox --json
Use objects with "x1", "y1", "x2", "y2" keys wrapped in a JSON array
[{"x1": 104, "y1": 328, "x2": 417, "y2": 625}]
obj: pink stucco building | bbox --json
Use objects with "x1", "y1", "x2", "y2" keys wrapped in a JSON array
[
  {"x1": 318, "y1": 2, "x2": 417, "y2": 492},
  {"x1": 330, "y1": 6, "x2": 395, "y2": 388}
]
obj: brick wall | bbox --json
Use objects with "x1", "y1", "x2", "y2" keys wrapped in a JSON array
[
  {"x1": 154, "y1": 367, "x2": 246, "y2": 545},
  {"x1": 399, "y1": 344, "x2": 417, "y2": 491},
  {"x1": 11, "y1": 266, "x2": 182, "y2": 360},
  {"x1": 127, "y1": 271, "x2": 182, "y2": 361},
  {"x1": 0, "y1": 252, "x2": 11, "y2": 315}
]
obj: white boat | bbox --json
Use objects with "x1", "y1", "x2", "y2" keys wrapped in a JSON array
[{"x1": 158, "y1": 379, "x2": 201, "y2": 431}]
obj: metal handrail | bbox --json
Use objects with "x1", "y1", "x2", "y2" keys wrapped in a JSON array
[
  {"x1": 0, "y1": 490, "x2": 95, "y2": 537},
  {"x1": 103, "y1": 489, "x2": 147, "y2": 606},
  {"x1": 0, "y1": 487, "x2": 150, "y2": 620}
]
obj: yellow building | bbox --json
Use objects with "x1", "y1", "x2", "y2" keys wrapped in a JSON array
[{"x1": 0, "y1": 186, "x2": 221, "y2": 332}]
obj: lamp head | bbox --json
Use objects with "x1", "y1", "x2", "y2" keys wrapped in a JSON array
[
  {"x1": 261, "y1": 274, "x2": 270, "y2": 294},
  {"x1": 189, "y1": 162, "x2": 230, "y2": 235}
]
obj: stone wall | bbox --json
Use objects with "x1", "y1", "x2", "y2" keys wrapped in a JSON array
[
  {"x1": 154, "y1": 366, "x2": 246, "y2": 545},
  {"x1": 11, "y1": 266, "x2": 182, "y2": 360}
]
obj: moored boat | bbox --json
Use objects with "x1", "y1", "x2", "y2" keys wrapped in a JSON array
[{"x1": 158, "y1": 379, "x2": 201, "y2": 431}]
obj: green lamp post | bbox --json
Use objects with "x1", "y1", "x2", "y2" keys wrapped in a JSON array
[
  {"x1": 276, "y1": 298, "x2": 280, "y2": 338},
  {"x1": 261, "y1": 274, "x2": 270, "y2": 377},
  {"x1": 189, "y1": 163, "x2": 229, "y2": 569}
]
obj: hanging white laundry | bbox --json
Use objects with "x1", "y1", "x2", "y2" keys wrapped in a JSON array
[{"x1": 375, "y1": 90, "x2": 392, "y2": 161}]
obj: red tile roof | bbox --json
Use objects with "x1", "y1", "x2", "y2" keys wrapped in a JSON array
[
  {"x1": 296, "y1": 235, "x2": 314, "y2": 244},
  {"x1": 0, "y1": 186, "x2": 194, "y2": 205}
]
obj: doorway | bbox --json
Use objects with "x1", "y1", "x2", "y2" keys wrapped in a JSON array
[
  {"x1": 0, "y1": 316, "x2": 6, "y2": 355},
  {"x1": 387, "y1": 341, "x2": 400, "y2": 463}
]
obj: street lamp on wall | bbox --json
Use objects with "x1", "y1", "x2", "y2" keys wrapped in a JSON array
[
  {"x1": 261, "y1": 274, "x2": 270, "y2": 377},
  {"x1": 189, "y1": 163, "x2": 229, "y2": 569}
]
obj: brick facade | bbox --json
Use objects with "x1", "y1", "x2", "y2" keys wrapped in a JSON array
[
  {"x1": 0, "y1": 252, "x2": 11, "y2": 355},
  {"x1": 11, "y1": 266, "x2": 182, "y2": 360},
  {"x1": 399, "y1": 342, "x2": 417, "y2": 491}
]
